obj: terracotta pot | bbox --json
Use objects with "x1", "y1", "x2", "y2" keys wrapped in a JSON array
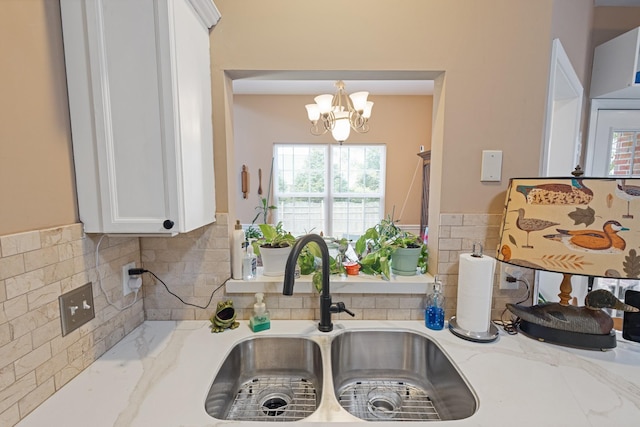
[{"x1": 344, "y1": 262, "x2": 360, "y2": 276}]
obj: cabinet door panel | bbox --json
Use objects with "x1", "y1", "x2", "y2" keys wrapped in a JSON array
[
  {"x1": 97, "y1": 0, "x2": 173, "y2": 232},
  {"x1": 171, "y1": 0, "x2": 216, "y2": 231}
]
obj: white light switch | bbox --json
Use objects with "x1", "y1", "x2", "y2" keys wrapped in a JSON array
[{"x1": 481, "y1": 150, "x2": 502, "y2": 182}]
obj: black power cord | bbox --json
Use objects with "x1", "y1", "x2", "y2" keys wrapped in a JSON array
[
  {"x1": 494, "y1": 276, "x2": 531, "y2": 335},
  {"x1": 129, "y1": 268, "x2": 229, "y2": 310}
]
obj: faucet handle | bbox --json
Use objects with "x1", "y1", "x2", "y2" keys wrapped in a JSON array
[{"x1": 332, "y1": 301, "x2": 355, "y2": 317}]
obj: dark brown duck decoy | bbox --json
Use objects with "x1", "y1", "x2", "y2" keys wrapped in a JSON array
[{"x1": 507, "y1": 289, "x2": 639, "y2": 335}]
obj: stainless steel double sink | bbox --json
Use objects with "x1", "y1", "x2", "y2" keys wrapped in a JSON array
[{"x1": 205, "y1": 329, "x2": 477, "y2": 423}]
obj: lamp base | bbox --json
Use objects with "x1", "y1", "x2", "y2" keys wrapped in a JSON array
[{"x1": 518, "y1": 319, "x2": 616, "y2": 351}]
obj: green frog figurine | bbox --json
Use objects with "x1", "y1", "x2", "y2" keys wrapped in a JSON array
[{"x1": 209, "y1": 300, "x2": 240, "y2": 333}]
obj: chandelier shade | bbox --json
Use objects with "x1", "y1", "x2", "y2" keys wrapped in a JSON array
[
  {"x1": 304, "y1": 80, "x2": 373, "y2": 144},
  {"x1": 496, "y1": 177, "x2": 640, "y2": 350}
]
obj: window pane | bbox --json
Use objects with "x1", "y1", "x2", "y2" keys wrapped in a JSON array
[
  {"x1": 609, "y1": 131, "x2": 639, "y2": 176},
  {"x1": 276, "y1": 145, "x2": 326, "y2": 193},
  {"x1": 277, "y1": 197, "x2": 326, "y2": 236},
  {"x1": 332, "y1": 145, "x2": 385, "y2": 195},
  {"x1": 332, "y1": 197, "x2": 383, "y2": 238}
]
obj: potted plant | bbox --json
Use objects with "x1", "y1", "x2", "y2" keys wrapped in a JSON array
[
  {"x1": 355, "y1": 216, "x2": 427, "y2": 280},
  {"x1": 251, "y1": 222, "x2": 296, "y2": 276},
  {"x1": 297, "y1": 237, "x2": 350, "y2": 293}
]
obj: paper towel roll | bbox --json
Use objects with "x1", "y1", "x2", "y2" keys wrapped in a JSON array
[{"x1": 456, "y1": 253, "x2": 496, "y2": 333}]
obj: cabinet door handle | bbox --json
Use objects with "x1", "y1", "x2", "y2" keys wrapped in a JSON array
[{"x1": 163, "y1": 220, "x2": 175, "y2": 230}]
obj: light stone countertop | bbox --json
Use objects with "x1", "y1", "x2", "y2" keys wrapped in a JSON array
[{"x1": 16, "y1": 320, "x2": 640, "y2": 427}]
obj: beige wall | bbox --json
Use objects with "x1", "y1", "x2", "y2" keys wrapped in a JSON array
[
  {"x1": 551, "y1": 0, "x2": 594, "y2": 84},
  {"x1": 0, "y1": 0, "x2": 608, "y2": 236},
  {"x1": 592, "y1": 6, "x2": 640, "y2": 48},
  {"x1": 0, "y1": 0, "x2": 78, "y2": 236},
  {"x1": 233, "y1": 94, "x2": 432, "y2": 228},
  {"x1": 211, "y1": 0, "x2": 557, "y2": 217}
]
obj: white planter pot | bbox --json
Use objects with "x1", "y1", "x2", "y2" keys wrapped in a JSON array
[{"x1": 260, "y1": 246, "x2": 293, "y2": 276}]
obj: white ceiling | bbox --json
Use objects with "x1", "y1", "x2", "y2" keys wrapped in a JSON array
[
  {"x1": 233, "y1": 79, "x2": 435, "y2": 96},
  {"x1": 231, "y1": 71, "x2": 439, "y2": 96}
]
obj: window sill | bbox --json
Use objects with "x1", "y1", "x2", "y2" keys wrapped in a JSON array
[{"x1": 226, "y1": 268, "x2": 433, "y2": 294}]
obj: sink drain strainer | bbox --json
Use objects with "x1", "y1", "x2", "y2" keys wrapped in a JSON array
[
  {"x1": 259, "y1": 388, "x2": 293, "y2": 416},
  {"x1": 225, "y1": 376, "x2": 317, "y2": 421},
  {"x1": 337, "y1": 380, "x2": 442, "y2": 421},
  {"x1": 367, "y1": 388, "x2": 403, "y2": 419}
]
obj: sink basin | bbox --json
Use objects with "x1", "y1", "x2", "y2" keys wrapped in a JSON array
[
  {"x1": 205, "y1": 336, "x2": 323, "y2": 421},
  {"x1": 330, "y1": 330, "x2": 477, "y2": 421}
]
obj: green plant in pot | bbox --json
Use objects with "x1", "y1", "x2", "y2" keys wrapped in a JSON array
[
  {"x1": 355, "y1": 216, "x2": 427, "y2": 280},
  {"x1": 251, "y1": 222, "x2": 296, "y2": 276},
  {"x1": 297, "y1": 237, "x2": 349, "y2": 293}
]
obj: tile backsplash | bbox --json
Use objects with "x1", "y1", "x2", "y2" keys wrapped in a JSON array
[
  {"x1": 140, "y1": 213, "x2": 527, "y2": 323},
  {"x1": 0, "y1": 225, "x2": 142, "y2": 426}
]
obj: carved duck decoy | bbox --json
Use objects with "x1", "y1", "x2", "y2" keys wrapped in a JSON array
[
  {"x1": 516, "y1": 178, "x2": 593, "y2": 205},
  {"x1": 543, "y1": 220, "x2": 628, "y2": 253},
  {"x1": 507, "y1": 289, "x2": 639, "y2": 335},
  {"x1": 616, "y1": 179, "x2": 640, "y2": 219},
  {"x1": 512, "y1": 208, "x2": 559, "y2": 248}
]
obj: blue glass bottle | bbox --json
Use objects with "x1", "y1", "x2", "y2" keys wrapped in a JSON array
[{"x1": 426, "y1": 277, "x2": 445, "y2": 330}]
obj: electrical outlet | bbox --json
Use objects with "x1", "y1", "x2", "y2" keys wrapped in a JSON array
[
  {"x1": 122, "y1": 262, "x2": 136, "y2": 296},
  {"x1": 499, "y1": 263, "x2": 522, "y2": 290}
]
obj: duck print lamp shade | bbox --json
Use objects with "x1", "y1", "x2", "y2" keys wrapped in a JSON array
[
  {"x1": 497, "y1": 177, "x2": 640, "y2": 281},
  {"x1": 496, "y1": 177, "x2": 640, "y2": 350}
]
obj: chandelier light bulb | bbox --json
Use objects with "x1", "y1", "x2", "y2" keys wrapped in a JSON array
[
  {"x1": 304, "y1": 81, "x2": 372, "y2": 143},
  {"x1": 331, "y1": 111, "x2": 351, "y2": 143},
  {"x1": 349, "y1": 91, "x2": 369, "y2": 112},
  {"x1": 305, "y1": 104, "x2": 320, "y2": 121},
  {"x1": 314, "y1": 94, "x2": 334, "y2": 115},
  {"x1": 363, "y1": 101, "x2": 374, "y2": 119}
]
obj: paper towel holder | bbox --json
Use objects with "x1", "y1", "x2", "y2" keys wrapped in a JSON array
[
  {"x1": 449, "y1": 242, "x2": 499, "y2": 343},
  {"x1": 471, "y1": 242, "x2": 483, "y2": 258},
  {"x1": 448, "y1": 316, "x2": 499, "y2": 343}
]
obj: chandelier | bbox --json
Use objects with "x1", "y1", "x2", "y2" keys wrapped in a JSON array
[{"x1": 304, "y1": 80, "x2": 374, "y2": 144}]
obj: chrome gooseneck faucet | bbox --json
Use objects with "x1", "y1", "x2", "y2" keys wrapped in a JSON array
[{"x1": 283, "y1": 234, "x2": 354, "y2": 332}]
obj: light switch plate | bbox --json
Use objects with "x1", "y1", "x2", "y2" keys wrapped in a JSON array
[
  {"x1": 481, "y1": 150, "x2": 502, "y2": 182},
  {"x1": 59, "y1": 282, "x2": 95, "y2": 336}
]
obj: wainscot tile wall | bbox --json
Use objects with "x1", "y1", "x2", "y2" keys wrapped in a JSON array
[{"x1": 0, "y1": 225, "x2": 142, "y2": 427}]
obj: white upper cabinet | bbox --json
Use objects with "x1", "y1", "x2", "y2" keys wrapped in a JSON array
[
  {"x1": 61, "y1": 0, "x2": 220, "y2": 235},
  {"x1": 591, "y1": 27, "x2": 640, "y2": 99}
]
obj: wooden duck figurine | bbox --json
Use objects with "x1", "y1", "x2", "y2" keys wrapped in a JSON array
[
  {"x1": 516, "y1": 178, "x2": 593, "y2": 205},
  {"x1": 507, "y1": 289, "x2": 639, "y2": 335},
  {"x1": 543, "y1": 220, "x2": 628, "y2": 253},
  {"x1": 616, "y1": 179, "x2": 640, "y2": 219},
  {"x1": 512, "y1": 208, "x2": 559, "y2": 248}
]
